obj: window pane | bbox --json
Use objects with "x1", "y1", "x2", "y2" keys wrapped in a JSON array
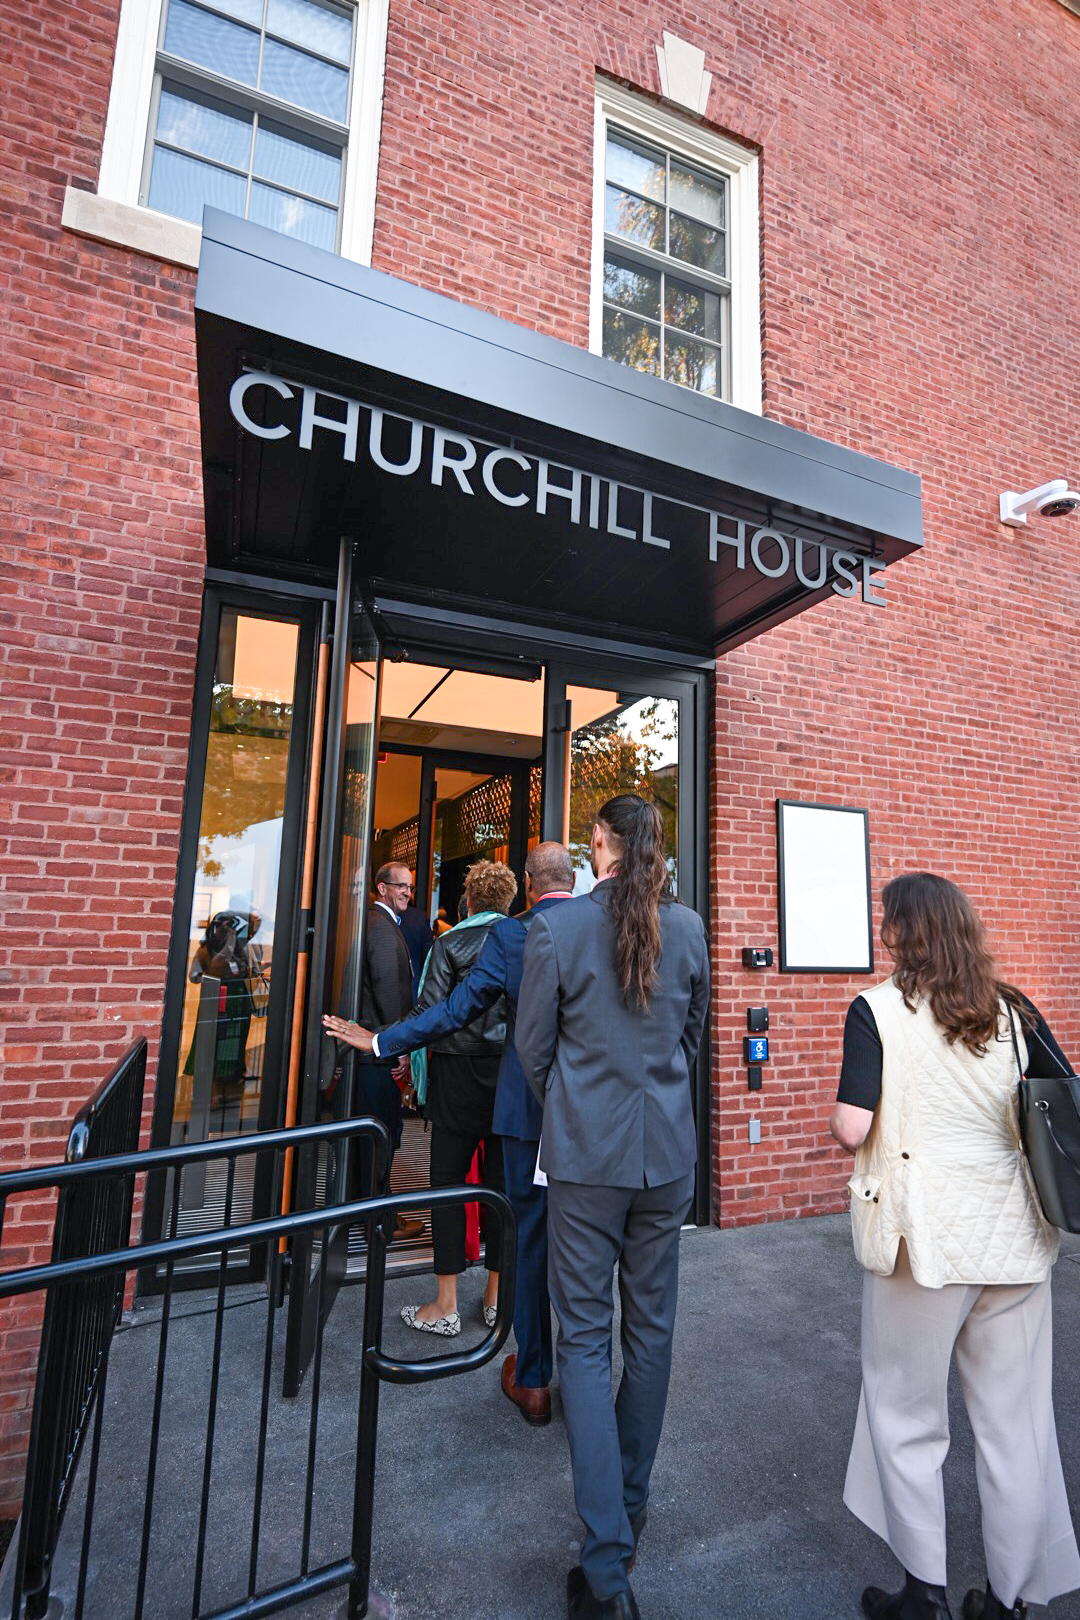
[
  {"x1": 255, "y1": 121, "x2": 340, "y2": 201},
  {"x1": 603, "y1": 253, "x2": 661, "y2": 319},
  {"x1": 669, "y1": 211, "x2": 726, "y2": 276},
  {"x1": 157, "y1": 84, "x2": 253, "y2": 169},
  {"x1": 602, "y1": 307, "x2": 660, "y2": 377},
  {"x1": 261, "y1": 36, "x2": 348, "y2": 119},
  {"x1": 670, "y1": 161, "x2": 725, "y2": 228},
  {"x1": 267, "y1": 0, "x2": 352, "y2": 64},
  {"x1": 204, "y1": 0, "x2": 263, "y2": 23},
  {"x1": 606, "y1": 133, "x2": 665, "y2": 202},
  {"x1": 567, "y1": 689, "x2": 679, "y2": 896},
  {"x1": 605, "y1": 184, "x2": 664, "y2": 251},
  {"x1": 163, "y1": 0, "x2": 259, "y2": 84},
  {"x1": 664, "y1": 276, "x2": 721, "y2": 341},
  {"x1": 148, "y1": 146, "x2": 248, "y2": 225},
  {"x1": 249, "y1": 181, "x2": 337, "y2": 248},
  {"x1": 665, "y1": 332, "x2": 720, "y2": 396}
]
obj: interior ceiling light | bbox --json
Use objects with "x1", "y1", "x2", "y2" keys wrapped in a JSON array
[{"x1": 999, "y1": 479, "x2": 1080, "y2": 527}]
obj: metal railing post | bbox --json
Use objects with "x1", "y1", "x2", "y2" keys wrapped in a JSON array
[{"x1": 346, "y1": 1125, "x2": 393, "y2": 1620}]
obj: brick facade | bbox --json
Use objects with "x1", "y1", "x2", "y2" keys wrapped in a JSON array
[{"x1": 1, "y1": 0, "x2": 1078, "y2": 1510}]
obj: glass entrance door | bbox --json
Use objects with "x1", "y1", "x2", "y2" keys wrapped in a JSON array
[{"x1": 283, "y1": 546, "x2": 382, "y2": 1395}]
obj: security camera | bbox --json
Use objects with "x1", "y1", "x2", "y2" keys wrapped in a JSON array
[{"x1": 999, "y1": 479, "x2": 1080, "y2": 527}]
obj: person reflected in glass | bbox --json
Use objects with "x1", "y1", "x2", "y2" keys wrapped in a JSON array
[
  {"x1": 830, "y1": 873, "x2": 1079, "y2": 1620},
  {"x1": 184, "y1": 909, "x2": 256, "y2": 1104}
]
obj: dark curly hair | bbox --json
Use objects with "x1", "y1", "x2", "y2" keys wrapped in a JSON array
[{"x1": 882, "y1": 872, "x2": 1032, "y2": 1055}]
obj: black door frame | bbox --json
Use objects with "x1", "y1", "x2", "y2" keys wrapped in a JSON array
[
  {"x1": 540, "y1": 656, "x2": 711, "y2": 1227},
  {"x1": 373, "y1": 604, "x2": 713, "y2": 1225},
  {"x1": 147, "y1": 581, "x2": 714, "y2": 1290},
  {"x1": 283, "y1": 548, "x2": 385, "y2": 1394},
  {"x1": 376, "y1": 743, "x2": 533, "y2": 923}
]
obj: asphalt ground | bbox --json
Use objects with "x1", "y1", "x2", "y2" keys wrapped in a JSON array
[{"x1": 3, "y1": 1215, "x2": 1078, "y2": 1620}]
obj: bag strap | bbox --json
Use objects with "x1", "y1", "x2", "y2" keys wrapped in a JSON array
[
  {"x1": 1006, "y1": 999, "x2": 1074, "y2": 1079},
  {"x1": 1025, "y1": 1018, "x2": 1074, "y2": 1078},
  {"x1": 1005, "y1": 1002, "x2": 1025, "y2": 1083}
]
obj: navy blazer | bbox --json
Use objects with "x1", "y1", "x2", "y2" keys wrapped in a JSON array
[{"x1": 373, "y1": 895, "x2": 569, "y2": 1141}]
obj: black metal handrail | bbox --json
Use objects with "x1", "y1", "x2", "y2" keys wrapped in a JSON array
[
  {"x1": 0, "y1": 1120, "x2": 516, "y2": 1620},
  {"x1": 6, "y1": 1039, "x2": 147, "y2": 1620}
]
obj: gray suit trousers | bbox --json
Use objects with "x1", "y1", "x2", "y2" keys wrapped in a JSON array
[{"x1": 546, "y1": 1171, "x2": 695, "y2": 1601}]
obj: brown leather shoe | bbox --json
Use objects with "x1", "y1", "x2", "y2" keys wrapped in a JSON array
[{"x1": 501, "y1": 1353, "x2": 551, "y2": 1426}]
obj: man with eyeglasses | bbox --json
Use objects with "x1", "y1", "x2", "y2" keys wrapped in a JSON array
[
  {"x1": 397, "y1": 875, "x2": 434, "y2": 1001},
  {"x1": 347, "y1": 862, "x2": 419, "y2": 1226}
]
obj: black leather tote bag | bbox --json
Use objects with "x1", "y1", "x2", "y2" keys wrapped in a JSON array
[{"x1": 1008, "y1": 1008, "x2": 1080, "y2": 1234}]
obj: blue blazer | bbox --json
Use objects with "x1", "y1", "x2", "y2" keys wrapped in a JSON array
[{"x1": 374, "y1": 895, "x2": 569, "y2": 1141}]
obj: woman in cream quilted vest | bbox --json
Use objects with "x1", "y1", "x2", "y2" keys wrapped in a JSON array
[{"x1": 829, "y1": 873, "x2": 1079, "y2": 1620}]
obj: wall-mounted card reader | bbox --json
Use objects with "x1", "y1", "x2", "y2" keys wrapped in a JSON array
[
  {"x1": 747, "y1": 1065, "x2": 763, "y2": 1091},
  {"x1": 747, "y1": 1007, "x2": 769, "y2": 1032},
  {"x1": 748, "y1": 1119, "x2": 762, "y2": 1144},
  {"x1": 742, "y1": 948, "x2": 773, "y2": 969},
  {"x1": 744, "y1": 1035, "x2": 769, "y2": 1064}
]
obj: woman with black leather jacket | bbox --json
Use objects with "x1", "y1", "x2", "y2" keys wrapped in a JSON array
[{"x1": 400, "y1": 859, "x2": 517, "y2": 1338}]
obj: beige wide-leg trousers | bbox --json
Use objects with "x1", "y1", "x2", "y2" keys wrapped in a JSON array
[{"x1": 844, "y1": 1243, "x2": 1080, "y2": 1608}]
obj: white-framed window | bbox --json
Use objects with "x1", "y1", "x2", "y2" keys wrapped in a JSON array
[
  {"x1": 71, "y1": 0, "x2": 387, "y2": 265},
  {"x1": 591, "y1": 79, "x2": 761, "y2": 415}
]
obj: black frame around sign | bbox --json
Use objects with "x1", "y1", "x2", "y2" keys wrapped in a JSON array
[{"x1": 776, "y1": 799, "x2": 874, "y2": 974}]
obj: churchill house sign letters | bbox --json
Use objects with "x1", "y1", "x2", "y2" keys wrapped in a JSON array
[{"x1": 229, "y1": 370, "x2": 888, "y2": 609}]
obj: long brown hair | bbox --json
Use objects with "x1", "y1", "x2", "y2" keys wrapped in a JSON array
[
  {"x1": 881, "y1": 872, "x2": 1031, "y2": 1054},
  {"x1": 597, "y1": 794, "x2": 672, "y2": 1010}
]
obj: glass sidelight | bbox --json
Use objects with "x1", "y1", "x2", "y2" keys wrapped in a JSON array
[
  {"x1": 543, "y1": 659, "x2": 708, "y2": 1223},
  {"x1": 563, "y1": 684, "x2": 680, "y2": 895},
  {"x1": 165, "y1": 607, "x2": 307, "y2": 1233}
]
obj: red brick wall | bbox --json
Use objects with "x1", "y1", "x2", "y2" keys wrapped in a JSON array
[
  {"x1": 2, "y1": 0, "x2": 1079, "y2": 1510},
  {"x1": 371, "y1": 0, "x2": 1080, "y2": 1222},
  {"x1": 0, "y1": 0, "x2": 206, "y2": 1510}
]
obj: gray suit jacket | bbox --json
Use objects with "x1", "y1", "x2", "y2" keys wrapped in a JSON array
[{"x1": 515, "y1": 884, "x2": 709, "y2": 1188}]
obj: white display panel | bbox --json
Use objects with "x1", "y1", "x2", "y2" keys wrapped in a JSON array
[{"x1": 777, "y1": 801, "x2": 873, "y2": 973}]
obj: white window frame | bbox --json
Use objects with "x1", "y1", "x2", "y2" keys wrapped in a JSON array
[
  {"x1": 64, "y1": 0, "x2": 388, "y2": 268},
  {"x1": 591, "y1": 78, "x2": 762, "y2": 415}
]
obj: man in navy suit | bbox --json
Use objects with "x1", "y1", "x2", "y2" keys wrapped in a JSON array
[{"x1": 323, "y1": 841, "x2": 575, "y2": 1425}]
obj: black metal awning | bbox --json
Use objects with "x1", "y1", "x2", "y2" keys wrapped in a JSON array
[{"x1": 194, "y1": 211, "x2": 922, "y2": 657}]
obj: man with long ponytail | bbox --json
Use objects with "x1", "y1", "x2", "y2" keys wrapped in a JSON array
[{"x1": 516, "y1": 794, "x2": 710, "y2": 1620}]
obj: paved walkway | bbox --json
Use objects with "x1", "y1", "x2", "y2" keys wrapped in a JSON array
[{"x1": 7, "y1": 1216, "x2": 1079, "y2": 1619}]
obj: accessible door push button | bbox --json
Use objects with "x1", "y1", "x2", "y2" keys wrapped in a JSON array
[
  {"x1": 744, "y1": 1035, "x2": 769, "y2": 1064},
  {"x1": 747, "y1": 1007, "x2": 769, "y2": 1032}
]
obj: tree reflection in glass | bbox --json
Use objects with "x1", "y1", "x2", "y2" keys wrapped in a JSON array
[
  {"x1": 568, "y1": 693, "x2": 679, "y2": 896},
  {"x1": 605, "y1": 184, "x2": 664, "y2": 251},
  {"x1": 667, "y1": 334, "x2": 719, "y2": 396},
  {"x1": 602, "y1": 308, "x2": 660, "y2": 376}
]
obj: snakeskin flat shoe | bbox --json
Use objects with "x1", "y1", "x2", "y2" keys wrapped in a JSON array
[{"x1": 400, "y1": 1304, "x2": 461, "y2": 1336}]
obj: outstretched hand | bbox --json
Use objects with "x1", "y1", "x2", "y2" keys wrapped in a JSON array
[{"x1": 322, "y1": 1014, "x2": 376, "y2": 1053}]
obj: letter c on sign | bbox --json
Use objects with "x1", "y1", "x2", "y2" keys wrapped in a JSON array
[{"x1": 229, "y1": 372, "x2": 294, "y2": 439}]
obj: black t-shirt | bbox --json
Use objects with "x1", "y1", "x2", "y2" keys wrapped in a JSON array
[{"x1": 836, "y1": 993, "x2": 1071, "y2": 1111}]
